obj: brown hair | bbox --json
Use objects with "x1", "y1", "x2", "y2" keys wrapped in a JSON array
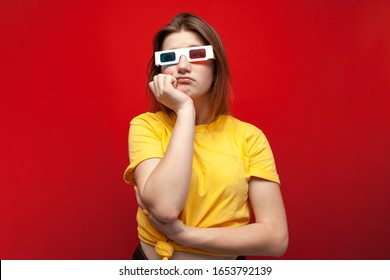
[{"x1": 147, "y1": 12, "x2": 232, "y2": 120}]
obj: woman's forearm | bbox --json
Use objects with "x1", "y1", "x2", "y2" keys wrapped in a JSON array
[
  {"x1": 184, "y1": 222, "x2": 288, "y2": 257},
  {"x1": 181, "y1": 181, "x2": 289, "y2": 256},
  {"x1": 141, "y1": 105, "x2": 195, "y2": 222}
]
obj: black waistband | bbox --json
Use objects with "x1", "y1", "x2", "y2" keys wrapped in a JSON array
[
  {"x1": 132, "y1": 243, "x2": 246, "y2": 260},
  {"x1": 132, "y1": 244, "x2": 148, "y2": 260}
]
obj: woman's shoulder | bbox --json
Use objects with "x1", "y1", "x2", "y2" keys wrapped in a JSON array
[
  {"x1": 225, "y1": 116, "x2": 273, "y2": 153},
  {"x1": 130, "y1": 111, "x2": 174, "y2": 127},
  {"x1": 224, "y1": 115, "x2": 264, "y2": 136}
]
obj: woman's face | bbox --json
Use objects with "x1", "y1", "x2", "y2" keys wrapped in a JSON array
[{"x1": 160, "y1": 30, "x2": 215, "y2": 106}]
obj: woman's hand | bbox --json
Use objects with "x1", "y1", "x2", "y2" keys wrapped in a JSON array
[
  {"x1": 148, "y1": 216, "x2": 192, "y2": 246},
  {"x1": 149, "y1": 74, "x2": 193, "y2": 113}
]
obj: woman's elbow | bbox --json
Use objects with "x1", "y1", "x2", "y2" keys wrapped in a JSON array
[
  {"x1": 271, "y1": 231, "x2": 289, "y2": 257},
  {"x1": 141, "y1": 195, "x2": 181, "y2": 222},
  {"x1": 149, "y1": 205, "x2": 182, "y2": 223}
]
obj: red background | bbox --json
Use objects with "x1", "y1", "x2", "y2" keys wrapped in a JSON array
[{"x1": 1, "y1": 0, "x2": 389, "y2": 260}]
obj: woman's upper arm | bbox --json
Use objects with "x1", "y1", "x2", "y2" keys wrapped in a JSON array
[
  {"x1": 133, "y1": 158, "x2": 160, "y2": 191},
  {"x1": 249, "y1": 178, "x2": 287, "y2": 223},
  {"x1": 124, "y1": 114, "x2": 164, "y2": 186}
]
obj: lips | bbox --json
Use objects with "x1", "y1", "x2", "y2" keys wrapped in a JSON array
[{"x1": 176, "y1": 76, "x2": 194, "y2": 84}]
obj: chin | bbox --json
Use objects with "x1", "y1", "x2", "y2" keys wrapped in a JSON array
[{"x1": 177, "y1": 86, "x2": 191, "y2": 94}]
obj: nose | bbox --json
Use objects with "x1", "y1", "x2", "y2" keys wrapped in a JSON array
[{"x1": 177, "y1": 55, "x2": 191, "y2": 72}]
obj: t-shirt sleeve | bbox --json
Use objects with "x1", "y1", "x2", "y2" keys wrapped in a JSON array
[
  {"x1": 123, "y1": 115, "x2": 164, "y2": 185},
  {"x1": 246, "y1": 126, "x2": 280, "y2": 185}
]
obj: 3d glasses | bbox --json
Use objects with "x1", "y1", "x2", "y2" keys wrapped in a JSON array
[{"x1": 155, "y1": 45, "x2": 215, "y2": 66}]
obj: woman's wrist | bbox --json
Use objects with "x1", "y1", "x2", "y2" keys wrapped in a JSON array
[
  {"x1": 178, "y1": 225, "x2": 199, "y2": 248},
  {"x1": 175, "y1": 101, "x2": 195, "y2": 117},
  {"x1": 175, "y1": 103, "x2": 196, "y2": 126}
]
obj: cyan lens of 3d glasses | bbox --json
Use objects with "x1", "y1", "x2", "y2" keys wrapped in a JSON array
[{"x1": 160, "y1": 52, "x2": 176, "y2": 63}]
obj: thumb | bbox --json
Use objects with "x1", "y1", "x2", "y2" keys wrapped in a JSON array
[{"x1": 164, "y1": 75, "x2": 177, "y2": 89}]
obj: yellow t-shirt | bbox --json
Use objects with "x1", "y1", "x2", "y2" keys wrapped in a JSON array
[{"x1": 123, "y1": 112, "x2": 280, "y2": 258}]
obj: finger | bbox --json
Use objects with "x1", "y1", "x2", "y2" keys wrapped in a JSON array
[
  {"x1": 149, "y1": 81, "x2": 156, "y2": 95},
  {"x1": 165, "y1": 75, "x2": 177, "y2": 89},
  {"x1": 172, "y1": 78, "x2": 178, "y2": 89},
  {"x1": 134, "y1": 186, "x2": 147, "y2": 210},
  {"x1": 153, "y1": 75, "x2": 160, "y2": 95},
  {"x1": 157, "y1": 74, "x2": 166, "y2": 95}
]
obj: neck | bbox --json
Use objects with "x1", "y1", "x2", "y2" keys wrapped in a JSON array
[{"x1": 193, "y1": 99, "x2": 213, "y2": 125}]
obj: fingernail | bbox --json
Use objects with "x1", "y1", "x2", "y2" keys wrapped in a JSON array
[{"x1": 142, "y1": 209, "x2": 150, "y2": 216}]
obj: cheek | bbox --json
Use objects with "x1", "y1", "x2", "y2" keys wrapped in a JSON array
[
  {"x1": 198, "y1": 62, "x2": 215, "y2": 84},
  {"x1": 203, "y1": 69, "x2": 215, "y2": 85},
  {"x1": 160, "y1": 65, "x2": 174, "y2": 74}
]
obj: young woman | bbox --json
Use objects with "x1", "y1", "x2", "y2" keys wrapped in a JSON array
[{"x1": 124, "y1": 12, "x2": 288, "y2": 260}]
